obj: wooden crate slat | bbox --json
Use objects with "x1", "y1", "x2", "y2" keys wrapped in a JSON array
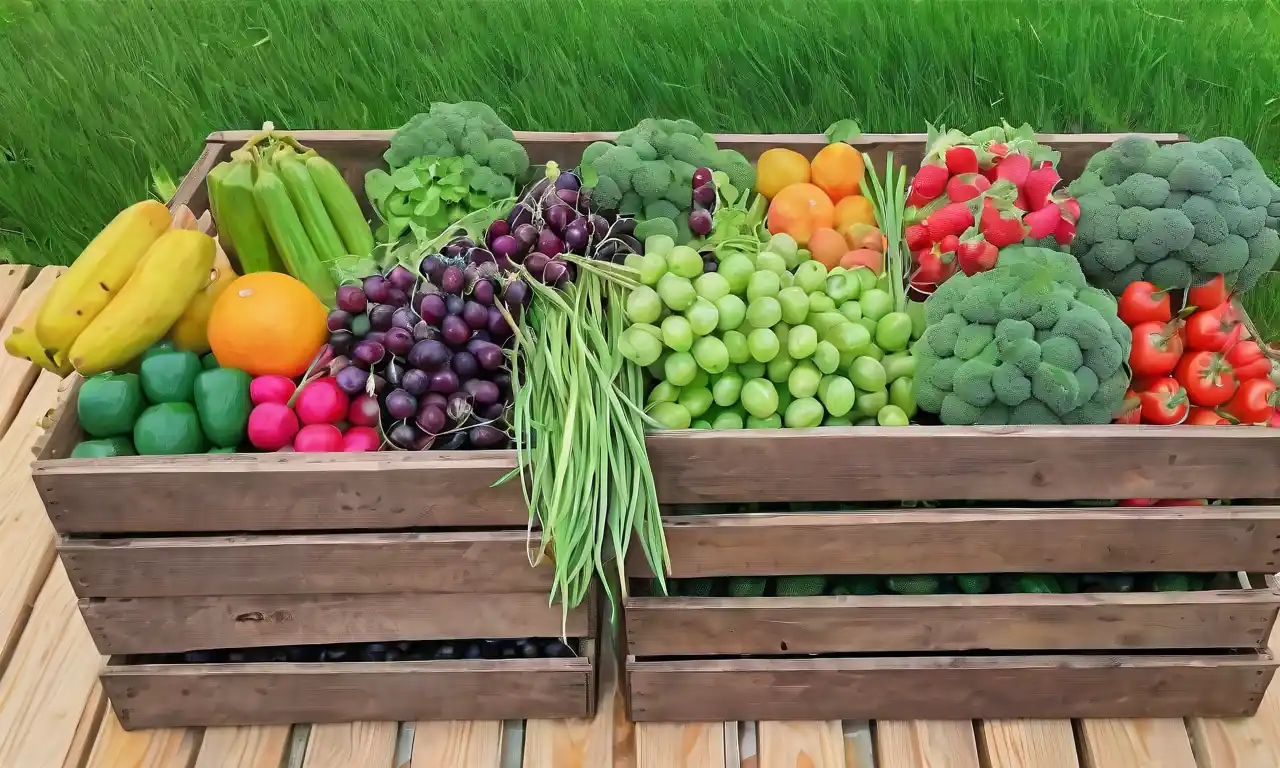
[
  {"x1": 81, "y1": 590, "x2": 592, "y2": 655},
  {"x1": 626, "y1": 508, "x2": 1280, "y2": 577},
  {"x1": 1076, "y1": 718, "x2": 1198, "y2": 768},
  {"x1": 193, "y1": 725, "x2": 291, "y2": 768},
  {"x1": 624, "y1": 590, "x2": 1279, "y2": 656},
  {"x1": 59, "y1": 530, "x2": 551, "y2": 598},
  {"x1": 625, "y1": 652, "x2": 1276, "y2": 722}
]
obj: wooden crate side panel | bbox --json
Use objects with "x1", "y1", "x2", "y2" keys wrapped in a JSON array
[
  {"x1": 101, "y1": 657, "x2": 594, "y2": 728},
  {"x1": 625, "y1": 654, "x2": 1276, "y2": 722},
  {"x1": 60, "y1": 531, "x2": 551, "y2": 598},
  {"x1": 626, "y1": 508, "x2": 1280, "y2": 577},
  {"x1": 645, "y1": 428, "x2": 1280, "y2": 504},
  {"x1": 624, "y1": 591, "x2": 1280, "y2": 656},
  {"x1": 169, "y1": 142, "x2": 227, "y2": 216},
  {"x1": 81, "y1": 591, "x2": 591, "y2": 655}
]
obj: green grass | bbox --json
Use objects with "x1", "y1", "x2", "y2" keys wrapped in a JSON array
[{"x1": 2, "y1": 0, "x2": 1279, "y2": 332}]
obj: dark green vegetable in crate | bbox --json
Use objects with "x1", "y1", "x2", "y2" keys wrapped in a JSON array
[{"x1": 76, "y1": 372, "x2": 144, "y2": 438}]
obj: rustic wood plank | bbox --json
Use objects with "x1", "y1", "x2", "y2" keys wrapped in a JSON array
[
  {"x1": 625, "y1": 591, "x2": 1277, "y2": 656},
  {"x1": 625, "y1": 654, "x2": 1274, "y2": 722},
  {"x1": 302, "y1": 722, "x2": 397, "y2": 768},
  {"x1": 757, "y1": 721, "x2": 844, "y2": 768},
  {"x1": 61, "y1": 530, "x2": 553, "y2": 598},
  {"x1": 645, "y1": 427, "x2": 1280, "y2": 504},
  {"x1": 60, "y1": 684, "x2": 106, "y2": 768},
  {"x1": 978, "y1": 721, "x2": 1079, "y2": 768},
  {"x1": 1186, "y1": 633, "x2": 1280, "y2": 767},
  {"x1": 0, "y1": 370, "x2": 63, "y2": 670},
  {"x1": 634, "y1": 723, "x2": 726, "y2": 767},
  {"x1": 0, "y1": 268, "x2": 65, "y2": 444},
  {"x1": 876, "y1": 721, "x2": 979, "y2": 768},
  {"x1": 0, "y1": 563, "x2": 103, "y2": 767},
  {"x1": 83, "y1": 709, "x2": 200, "y2": 768},
  {"x1": 522, "y1": 640, "x2": 612, "y2": 768},
  {"x1": 739, "y1": 722, "x2": 758, "y2": 768},
  {"x1": 627, "y1": 509, "x2": 1280, "y2": 578},
  {"x1": 82, "y1": 591, "x2": 588, "y2": 654},
  {"x1": 194, "y1": 726, "x2": 291, "y2": 768},
  {"x1": 411, "y1": 721, "x2": 502, "y2": 768},
  {"x1": 0, "y1": 264, "x2": 32, "y2": 328},
  {"x1": 169, "y1": 142, "x2": 226, "y2": 217},
  {"x1": 101, "y1": 657, "x2": 593, "y2": 728},
  {"x1": 1076, "y1": 718, "x2": 1196, "y2": 768}
]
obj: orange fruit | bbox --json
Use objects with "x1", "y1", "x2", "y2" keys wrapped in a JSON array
[
  {"x1": 766, "y1": 183, "x2": 835, "y2": 247},
  {"x1": 840, "y1": 248, "x2": 885, "y2": 275},
  {"x1": 756, "y1": 148, "x2": 812, "y2": 199},
  {"x1": 808, "y1": 228, "x2": 849, "y2": 269},
  {"x1": 811, "y1": 142, "x2": 865, "y2": 203},
  {"x1": 208, "y1": 272, "x2": 328, "y2": 378},
  {"x1": 833, "y1": 194, "x2": 877, "y2": 230},
  {"x1": 841, "y1": 223, "x2": 884, "y2": 252}
]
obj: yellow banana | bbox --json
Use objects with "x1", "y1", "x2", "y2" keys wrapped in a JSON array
[
  {"x1": 170, "y1": 237, "x2": 238, "y2": 354},
  {"x1": 4, "y1": 304, "x2": 71, "y2": 375}
]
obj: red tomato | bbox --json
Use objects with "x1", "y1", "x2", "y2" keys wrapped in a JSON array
[
  {"x1": 1118, "y1": 281, "x2": 1171, "y2": 326},
  {"x1": 1186, "y1": 407, "x2": 1231, "y2": 426},
  {"x1": 1226, "y1": 339, "x2": 1272, "y2": 381},
  {"x1": 1185, "y1": 303, "x2": 1243, "y2": 352},
  {"x1": 1187, "y1": 274, "x2": 1228, "y2": 311},
  {"x1": 1220, "y1": 377, "x2": 1277, "y2": 424},
  {"x1": 1129, "y1": 321, "x2": 1185, "y2": 377},
  {"x1": 1119, "y1": 498, "x2": 1159, "y2": 506},
  {"x1": 1113, "y1": 389, "x2": 1142, "y2": 424},
  {"x1": 1156, "y1": 499, "x2": 1208, "y2": 506},
  {"x1": 1174, "y1": 350, "x2": 1238, "y2": 407},
  {"x1": 1138, "y1": 377, "x2": 1189, "y2": 425}
]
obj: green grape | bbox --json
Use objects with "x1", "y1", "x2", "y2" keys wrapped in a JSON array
[
  {"x1": 694, "y1": 272, "x2": 731, "y2": 302},
  {"x1": 788, "y1": 360, "x2": 822, "y2": 398},
  {"x1": 772, "y1": 322, "x2": 791, "y2": 350},
  {"x1": 747, "y1": 296, "x2": 782, "y2": 328},
  {"x1": 746, "y1": 270, "x2": 781, "y2": 302},
  {"x1": 712, "y1": 410, "x2": 745, "y2": 429},
  {"x1": 668, "y1": 245, "x2": 705, "y2": 279},
  {"x1": 808, "y1": 292, "x2": 836, "y2": 314},
  {"x1": 685, "y1": 297, "x2": 720, "y2": 336},
  {"x1": 839, "y1": 300, "x2": 862, "y2": 322},
  {"x1": 647, "y1": 352, "x2": 668, "y2": 380},
  {"x1": 849, "y1": 356, "x2": 888, "y2": 391},
  {"x1": 626, "y1": 285, "x2": 663, "y2": 324},
  {"x1": 661, "y1": 315, "x2": 694, "y2": 352},
  {"x1": 714, "y1": 294, "x2": 746, "y2": 331},
  {"x1": 689, "y1": 368, "x2": 710, "y2": 389},
  {"x1": 747, "y1": 413, "x2": 783, "y2": 429},
  {"x1": 810, "y1": 312, "x2": 848, "y2": 337},
  {"x1": 787, "y1": 324, "x2": 818, "y2": 359},
  {"x1": 875, "y1": 312, "x2": 913, "y2": 352},
  {"x1": 718, "y1": 253, "x2": 755, "y2": 294},
  {"x1": 657, "y1": 272, "x2": 696, "y2": 311},
  {"x1": 647, "y1": 380, "x2": 681, "y2": 404},
  {"x1": 812, "y1": 341, "x2": 840, "y2": 374},
  {"x1": 778, "y1": 270, "x2": 794, "y2": 289},
  {"x1": 664, "y1": 351, "x2": 698, "y2": 386},
  {"x1": 619, "y1": 325, "x2": 663, "y2": 366},
  {"x1": 691, "y1": 419, "x2": 712, "y2": 429},
  {"x1": 882, "y1": 351, "x2": 917, "y2": 382},
  {"x1": 877, "y1": 404, "x2": 910, "y2": 426},
  {"x1": 851, "y1": 266, "x2": 878, "y2": 293},
  {"x1": 823, "y1": 416, "x2": 853, "y2": 426},
  {"x1": 637, "y1": 252, "x2": 668, "y2": 286},
  {"x1": 860, "y1": 288, "x2": 893, "y2": 321},
  {"x1": 755, "y1": 251, "x2": 787, "y2": 275},
  {"x1": 630, "y1": 322, "x2": 663, "y2": 341},
  {"x1": 777, "y1": 286, "x2": 810, "y2": 324},
  {"x1": 738, "y1": 360, "x2": 766, "y2": 379},
  {"x1": 890, "y1": 376, "x2": 917, "y2": 417},
  {"x1": 650, "y1": 401, "x2": 692, "y2": 429},
  {"x1": 747, "y1": 328, "x2": 780, "y2": 362},
  {"x1": 855, "y1": 388, "x2": 889, "y2": 417},
  {"x1": 713, "y1": 371, "x2": 744, "y2": 406},
  {"x1": 644, "y1": 234, "x2": 675, "y2": 256},
  {"x1": 692, "y1": 336, "x2": 730, "y2": 374},
  {"x1": 678, "y1": 386, "x2": 713, "y2": 418},
  {"x1": 624, "y1": 252, "x2": 645, "y2": 272},
  {"x1": 794, "y1": 260, "x2": 828, "y2": 293},
  {"x1": 768, "y1": 233, "x2": 800, "y2": 268},
  {"x1": 856, "y1": 316, "x2": 877, "y2": 339},
  {"x1": 767, "y1": 354, "x2": 795, "y2": 384},
  {"x1": 741, "y1": 378, "x2": 779, "y2": 418},
  {"x1": 784, "y1": 397, "x2": 825, "y2": 428},
  {"x1": 818, "y1": 375, "x2": 856, "y2": 417},
  {"x1": 825, "y1": 272, "x2": 860, "y2": 304},
  {"x1": 775, "y1": 386, "x2": 793, "y2": 413},
  {"x1": 826, "y1": 321, "x2": 872, "y2": 354},
  {"x1": 722, "y1": 330, "x2": 750, "y2": 364}
]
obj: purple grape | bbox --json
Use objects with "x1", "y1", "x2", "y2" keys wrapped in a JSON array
[
  {"x1": 442, "y1": 315, "x2": 471, "y2": 346},
  {"x1": 387, "y1": 265, "x2": 417, "y2": 292},
  {"x1": 490, "y1": 235, "x2": 519, "y2": 262},
  {"x1": 368, "y1": 304, "x2": 394, "y2": 331},
  {"x1": 452, "y1": 350, "x2": 479, "y2": 379},
  {"x1": 392, "y1": 307, "x2": 416, "y2": 331},
  {"x1": 423, "y1": 392, "x2": 449, "y2": 410},
  {"x1": 689, "y1": 209, "x2": 713, "y2": 237},
  {"x1": 469, "y1": 425, "x2": 508, "y2": 448},
  {"x1": 486, "y1": 219, "x2": 510, "y2": 245},
  {"x1": 329, "y1": 329, "x2": 355, "y2": 355},
  {"x1": 543, "y1": 260, "x2": 570, "y2": 286},
  {"x1": 556, "y1": 188, "x2": 579, "y2": 208},
  {"x1": 693, "y1": 184, "x2": 716, "y2": 208},
  {"x1": 467, "y1": 339, "x2": 505, "y2": 370},
  {"x1": 441, "y1": 265, "x2": 465, "y2": 294},
  {"x1": 383, "y1": 326, "x2": 414, "y2": 357},
  {"x1": 408, "y1": 339, "x2": 451, "y2": 370},
  {"x1": 418, "y1": 294, "x2": 446, "y2": 324},
  {"x1": 388, "y1": 422, "x2": 421, "y2": 450},
  {"x1": 507, "y1": 203, "x2": 533, "y2": 229},
  {"x1": 386, "y1": 286, "x2": 409, "y2": 307},
  {"x1": 336, "y1": 365, "x2": 369, "y2": 395},
  {"x1": 416, "y1": 403, "x2": 447, "y2": 434},
  {"x1": 386, "y1": 389, "x2": 418, "y2": 420},
  {"x1": 555, "y1": 173, "x2": 581, "y2": 192},
  {"x1": 363, "y1": 275, "x2": 391, "y2": 303},
  {"x1": 435, "y1": 430, "x2": 469, "y2": 450},
  {"x1": 353, "y1": 340, "x2": 386, "y2": 368},
  {"x1": 472, "y1": 249, "x2": 498, "y2": 268},
  {"x1": 365, "y1": 330, "x2": 386, "y2": 346},
  {"x1": 471, "y1": 330, "x2": 492, "y2": 343},
  {"x1": 563, "y1": 219, "x2": 589, "y2": 253},
  {"x1": 429, "y1": 370, "x2": 460, "y2": 394},
  {"x1": 692, "y1": 167, "x2": 713, "y2": 188},
  {"x1": 587, "y1": 214, "x2": 610, "y2": 236},
  {"x1": 412, "y1": 320, "x2": 438, "y2": 342},
  {"x1": 512, "y1": 223, "x2": 538, "y2": 254},
  {"x1": 703, "y1": 258, "x2": 718, "y2": 273},
  {"x1": 336, "y1": 285, "x2": 368, "y2": 313},
  {"x1": 538, "y1": 229, "x2": 565, "y2": 257},
  {"x1": 402, "y1": 368, "x2": 430, "y2": 396},
  {"x1": 473, "y1": 279, "x2": 496, "y2": 306},
  {"x1": 463, "y1": 264, "x2": 480, "y2": 289},
  {"x1": 612, "y1": 217, "x2": 637, "y2": 236},
  {"x1": 492, "y1": 372, "x2": 512, "y2": 395},
  {"x1": 486, "y1": 310, "x2": 511, "y2": 342},
  {"x1": 547, "y1": 204, "x2": 572, "y2": 234},
  {"x1": 370, "y1": 373, "x2": 388, "y2": 395},
  {"x1": 419, "y1": 254, "x2": 446, "y2": 284},
  {"x1": 478, "y1": 401, "x2": 506, "y2": 421},
  {"x1": 525, "y1": 252, "x2": 550, "y2": 280},
  {"x1": 504, "y1": 280, "x2": 530, "y2": 307},
  {"x1": 385, "y1": 358, "x2": 404, "y2": 387},
  {"x1": 327, "y1": 310, "x2": 352, "y2": 332},
  {"x1": 461, "y1": 301, "x2": 489, "y2": 330},
  {"x1": 445, "y1": 294, "x2": 465, "y2": 316},
  {"x1": 446, "y1": 390, "x2": 473, "y2": 421}
]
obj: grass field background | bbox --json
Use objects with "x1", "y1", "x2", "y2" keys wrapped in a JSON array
[{"x1": 2, "y1": 0, "x2": 1279, "y2": 333}]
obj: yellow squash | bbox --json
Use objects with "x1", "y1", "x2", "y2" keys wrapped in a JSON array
[
  {"x1": 36, "y1": 200, "x2": 172, "y2": 351},
  {"x1": 4, "y1": 305, "x2": 71, "y2": 375},
  {"x1": 169, "y1": 238, "x2": 238, "y2": 354},
  {"x1": 69, "y1": 229, "x2": 216, "y2": 375}
]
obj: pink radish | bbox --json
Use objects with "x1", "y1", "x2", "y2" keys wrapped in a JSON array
[
  {"x1": 247, "y1": 402, "x2": 299, "y2": 451},
  {"x1": 348, "y1": 394, "x2": 381, "y2": 427},
  {"x1": 250, "y1": 375, "x2": 296, "y2": 406},
  {"x1": 294, "y1": 377, "x2": 349, "y2": 425},
  {"x1": 293, "y1": 423, "x2": 344, "y2": 453},
  {"x1": 342, "y1": 426, "x2": 381, "y2": 452}
]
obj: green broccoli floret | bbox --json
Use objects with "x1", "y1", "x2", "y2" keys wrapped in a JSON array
[
  {"x1": 844, "y1": 576, "x2": 880, "y2": 596},
  {"x1": 582, "y1": 141, "x2": 613, "y2": 167},
  {"x1": 1113, "y1": 173, "x2": 1170, "y2": 208},
  {"x1": 953, "y1": 324, "x2": 995, "y2": 360},
  {"x1": 956, "y1": 575, "x2": 992, "y2": 594},
  {"x1": 634, "y1": 216, "x2": 679, "y2": 243},
  {"x1": 666, "y1": 133, "x2": 714, "y2": 167},
  {"x1": 1181, "y1": 195, "x2": 1229, "y2": 244},
  {"x1": 992, "y1": 362, "x2": 1033, "y2": 406},
  {"x1": 953, "y1": 359, "x2": 998, "y2": 407},
  {"x1": 591, "y1": 175, "x2": 624, "y2": 211},
  {"x1": 886, "y1": 575, "x2": 941, "y2": 595},
  {"x1": 717, "y1": 149, "x2": 757, "y2": 194},
  {"x1": 633, "y1": 161, "x2": 674, "y2": 200},
  {"x1": 727, "y1": 577, "x2": 767, "y2": 597},
  {"x1": 596, "y1": 145, "x2": 642, "y2": 192},
  {"x1": 620, "y1": 192, "x2": 644, "y2": 216},
  {"x1": 644, "y1": 199, "x2": 682, "y2": 222},
  {"x1": 485, "y1": 138, "x2": 530, "y2": 179},
  {"x1": 682, "y1": 579, "x2": 716, "y2": 597},
  {"x1": 1039, "y1": 336, "x2": 1084, "y2": 370},
  {"x1": 774, "y1": 575, "x2": 827, "y2": 597}
]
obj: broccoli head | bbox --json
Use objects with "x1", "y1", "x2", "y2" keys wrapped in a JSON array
[
  {"x1": 1069, "y1": 135, "x2": 1280, "y2": 295},
  {"x1": 912, "y1": 247, "x2": 1131, "y2": 425}
]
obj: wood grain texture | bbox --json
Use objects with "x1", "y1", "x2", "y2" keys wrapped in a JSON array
[
  {"x1": 626, "y1": 509, "x2": 1280, "y2": 577},
  {"x1": 101, "y1": 657, "x2": 593, "y2": 728},
  {"x1": 625, "y1": 653, "x2": 1275, "y2": 722},
  {"x1": 61, "y1": 530, "x2": 553, "y2": 598},
  {"x1": 625, "y1": 591, "x2": 1277, "y2": 656},
  {"x1": 302, "y1": 722, "x2": 397, "y2": 768},
  {"x1": 60, "y1": 684, "x2": 106, "y2": 768},
  {"x1": 978, "y1": 720, "x2": 1079, "y2": 768},
  {"x1": 0, "y1": 265, "x2": 50, "y2": 440},
  {"x1": 645, "y1": 427, "x2": 1280, "y2": 504},
  {"x1": 411, "y1": 721, "x2": 502, "y2": 768},
  {"x1": 1187, "y1": 632, "x2": 1280, "y2": 767},
  {"x1": 0, "y1": 564, "x2": 103, "y2": 767},
  {"x1": 83, "y1": 709, "x2": 200, "y2": 768},
  {"x1": 169, "y1": 141, "x2": 225, "y2": 216},
  {"x1": 634, "y1": 723, "x2": 726, "y2": 768},
  {"x1": 82, "y1": 591, "x2": 589, "y2": 654},
  {"x1": 194, "y1": 726, "x2": 291, "y2": 768},
  {"x1": 1076, "y1": 718, "x2": 1196, "y2": 768},
  {"x1": 876, "y1": 721, "x2": 979, "y2": 768},
  {"x1": 0, "y1": 370, "x2": 63, "y2": 670},
  {"x1": 757, "y1": 721, "x2": 844, "y2": 768}
]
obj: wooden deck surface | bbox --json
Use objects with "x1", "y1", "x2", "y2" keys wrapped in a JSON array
[{"x1": 2, "y1": 265, "x2": 1280, "y2": 767}]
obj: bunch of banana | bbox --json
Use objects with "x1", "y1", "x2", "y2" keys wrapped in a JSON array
[
  {"x1": 5, "y1": 200, "x2": 220, "y2": 376},
  {"x1": 207, "y1": 125, "x2": 373, "y2": 302}
]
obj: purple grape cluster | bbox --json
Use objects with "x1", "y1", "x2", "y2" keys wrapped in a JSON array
[
  {"x1": 688, "y1": 166, "x2": 716, "y2": 237},
  {"x1": 325, "y1": 250, "x2": 528, "y2": 451}
]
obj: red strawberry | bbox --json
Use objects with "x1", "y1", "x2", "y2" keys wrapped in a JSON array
[
  {"x1": 1053, "y1": 216, "x2": 1076, "y2": 245},
  {"x1": 906, "y1": 187, "x2": 938, "y2": 209},
  {"x1": 945, "y1": 146, "x2": 979, "y2": 175},
  {"x1": 979, "y1": 198, "x2": 1026, "y2": 247},
  {"x1": 945, "y1": 173, "x2": 991, "y2": 204},
  {"x1": 1022, "y1": 166, "x2": 1062, "y2": 212},
  {"x1": 1014, "y1": 189, "x2": 1030, "y2": 212},
  {"x1": 987, "y1": 142, "x2": 1010, "y2": 159},
  {"x1": 995, "y1": 153, "x2": 1032, "y2": 188},
  {"x1": 1060, "y1": 197, "x2": 1080, "y2": 222},
  {"x1": 925, "y1": 202, "x2": 975, "y2": 242},
  {"x1": 911, "y1": 163, "x2": 950, "y2": 200},
  {"x1": 981, "y1": 164, "x2": 1001, "y2": 183},
  {"x1": 905, "y1": 224, "x2": 931, "y2": 251},
  {"x1": 939, "y1": 234, "x2": 960, "y2": 253},
  {"x1": 956, "y1": 237, "x2": 998, "y2": 276},
  {"x1": 1024, "y1": 203, "x2": 1062, "y2": 239},
  {"x1": 913, "y1": 247, "x2": 956, "y2": 285}
]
